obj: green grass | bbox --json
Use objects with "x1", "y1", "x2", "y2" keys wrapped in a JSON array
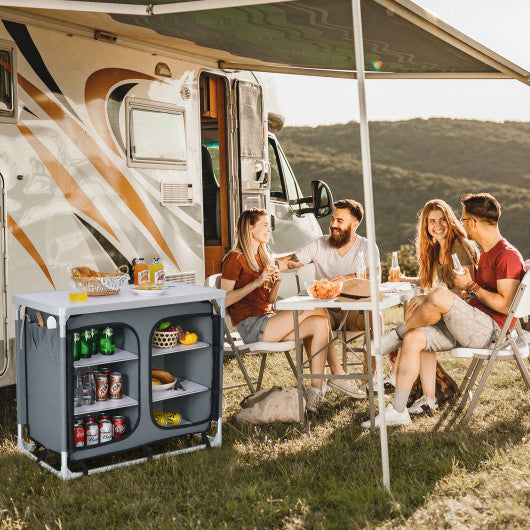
[{"x1": 1, "y1": 308, "x2": 529, "y2": 529}]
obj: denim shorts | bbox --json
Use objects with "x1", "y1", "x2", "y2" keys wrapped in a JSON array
[{"x1": 236, "y1": 314, "x2": 273, "y2": 344}]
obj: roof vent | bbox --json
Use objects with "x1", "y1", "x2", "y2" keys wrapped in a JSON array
[
  {"x1": 161, "y1": 182, "x2": 193, "y2": 205},
  {"x1": 94, "y1": 30, "x2": 117, "y2": 43}
]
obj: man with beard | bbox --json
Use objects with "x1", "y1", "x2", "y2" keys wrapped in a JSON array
[{"x1": 277, "y1": 199, "x2": 381, "y2": 395}]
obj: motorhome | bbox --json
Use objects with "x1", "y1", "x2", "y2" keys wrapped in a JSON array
[{"x1": 0, "y1": 10, "x2": 331, "y2": 387}]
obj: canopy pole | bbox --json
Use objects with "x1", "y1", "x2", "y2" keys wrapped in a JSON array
[{"x1": 350, "y1": 0, "x2": 390, "y2": 490}]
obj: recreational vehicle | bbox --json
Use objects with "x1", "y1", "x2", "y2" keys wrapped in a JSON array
[{"x1": 0, "y1": 10, "x2": 331, "y2": 387}]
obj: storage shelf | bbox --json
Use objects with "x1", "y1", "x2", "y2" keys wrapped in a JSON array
[
  {"x1": 152, "y1": 379, "x2": 208, "y2": 402},
  {"x1": 74, "y1": 348, "x2": 138, "y2": 368},
  {"x1": 151, "y1": 341, "x2": 209, "y2": 357},
  {"x1": 74, "y1": 394, "x2": 138, "y2": 415}
]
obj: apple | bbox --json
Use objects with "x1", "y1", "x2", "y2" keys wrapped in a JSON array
[{"x1": 158, "y1": 321, "x2": 172, "y2": 331}]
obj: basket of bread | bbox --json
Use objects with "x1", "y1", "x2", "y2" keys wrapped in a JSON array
[{"x1": 71, "y1": 265, "x2": 130, "y2": 296}]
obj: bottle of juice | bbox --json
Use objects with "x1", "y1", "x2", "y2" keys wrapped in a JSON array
[
  {"x1": 149, "y1": 258, "x2": 165, "y2": 285},
  {"x1": 134, "y1": 257, "x2": 148, "y2": 286},
  {"x1": 389, "y1": 251, "x2": 401, "y2": 282}
]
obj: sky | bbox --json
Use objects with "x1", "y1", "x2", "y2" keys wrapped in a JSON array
[{"x1": 264, "y1": 0, "x2": 530, "y2": 126}]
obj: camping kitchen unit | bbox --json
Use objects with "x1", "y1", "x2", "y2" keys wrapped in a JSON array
[{"x1": 14, "y1": 283, "x2": 225, "y2": 479}]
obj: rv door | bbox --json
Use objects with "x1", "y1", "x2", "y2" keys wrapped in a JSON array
[
  {"x1": 0, "y1": 172, "x2": 7, "y2": 379},
  {"x1": 235, "y1": 81, "x2": 268, "y2": 212}
]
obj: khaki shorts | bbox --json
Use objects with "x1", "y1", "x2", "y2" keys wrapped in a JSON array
[
  {"x1": 327, "y1": 308, "x2": 364, "y2": 332},
  {"x1": 419, "y1": 295, "x2": 499, "y2": 352}
]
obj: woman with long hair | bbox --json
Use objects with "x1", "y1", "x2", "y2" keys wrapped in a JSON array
[
  {"x1": 221, "y1": 208, "x2": 365, "y2": 411},
  {"x1": 386, "y1": 199, "x2": 478, "y2": 413}
]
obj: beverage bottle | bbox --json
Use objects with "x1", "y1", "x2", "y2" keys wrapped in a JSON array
[
  {"x1": 72, "y1": 332, "x2": 81, "y2": 361},
  {"x1": 452, "y1": 253, "x2": 465, "y2": 274},
  {"x1": 357, "y1": 251, "x2": 367, "y2": 280},
  {"x1": 73, "y1": 372, "x2": 83, "y2": 408},
  {"x1": 80, "y1": 329, "x2": 92, "y2": 359},
  {"x1": 149, "y1": 258, "x2": 165, "y2": 285},
  {"x1": 389, "y1": 251, "x2": 401, "y2": 282},
  {"x1": 134, "y1": 257, "x2": 148, "y2": 286},
  {"x1": 82, "y1": 372, "x2": 96, "y2": 405},
  {"x1": 90, "y1": 328, "x2": 99, "y2": 356},
  {"x1": 100, "y1": 327, "x2": 115, "y2": 355}
]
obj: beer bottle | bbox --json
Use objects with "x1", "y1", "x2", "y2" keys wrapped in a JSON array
[
  {"x1": 452, "y1": 253, "x2": 465, "y2": 275},
  {"x1": 100, "y1": 327, "x2": 115, "y2": 355},
  {"x1": 80, "y1": 329, "x2": 92, "y2": 359},
  {"x1": 72, "y1": 332, "x2": 81, "y2": 361},
  {"x1": 389, "y1": 251, "x2": 401, "y2": 282}
]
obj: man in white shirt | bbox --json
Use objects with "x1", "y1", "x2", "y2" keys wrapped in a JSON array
[{"x1": 277, "y1": 199, "x2": 381, "y2": 394}]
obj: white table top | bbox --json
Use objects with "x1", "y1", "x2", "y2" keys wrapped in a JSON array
[
  {"x1": 12, "y1": 282, "x2": 225, "y2": 318},
  {"x1": 276, "y1": 285, "x2": 421, "y2": 311}
]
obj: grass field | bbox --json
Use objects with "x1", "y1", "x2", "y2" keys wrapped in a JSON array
[{"x1": 1, "y1": 308, "x2": 529, "y2": 529}]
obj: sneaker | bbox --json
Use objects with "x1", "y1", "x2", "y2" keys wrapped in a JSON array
[
  {"x1": 381, "y1": 329, "x2": 402, "y2": 355},
  {"x1": 408, "y1": 395, "x2": 438, "y2": 415},
  {"x1": 361, "y1": 403, "x2": 412, "y2": 428},
  {"x1": 366, "y1": 372, "x2": 396, "y2": 393},
  {"x1": 329, "y1": 377, "x2": 366, "y2": 399},
  {"x1": 305, "y1": 387, "x2": 323, "y2": 412}
]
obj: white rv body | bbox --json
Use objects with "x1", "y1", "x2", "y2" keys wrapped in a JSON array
[{"x1": 0, "y1": 10, "x2": 323, "y2": 386}]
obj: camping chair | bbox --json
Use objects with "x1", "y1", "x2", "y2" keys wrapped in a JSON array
[
  {"x1": 205, "y1": 274, "x2": 297, "y2": 394},
  {"x1": 295, "y1": 264, "x2": 365, "y2": 372},
  {"x1": 450, "y1": 269, "x2": 530, "y2": 426}
]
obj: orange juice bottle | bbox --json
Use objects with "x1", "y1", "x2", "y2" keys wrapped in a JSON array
[
  {"x1": 389, "y1": 251, "x2": 401, "y2": 282},
  {"x1": 134, "y1": 257, "x2": 148, "y2": 286},
  {"x1": 149, "y1": 258, "x2": 165, "y2": 285}
]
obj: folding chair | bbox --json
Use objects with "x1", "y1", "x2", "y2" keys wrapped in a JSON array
[
  {"x1": 205, "y1": 274, "x2": 297, "y2": 394},
  {"x1": 295, "y1": 264, "x2": 365, "y2": 371},
  {"x1": 450, "y1": 269, "x2": 530, "y2": 426}
]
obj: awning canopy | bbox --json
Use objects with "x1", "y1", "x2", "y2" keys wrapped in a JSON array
[{"x1": 3, "y1": 0, "x2": 529, "y2": 84}]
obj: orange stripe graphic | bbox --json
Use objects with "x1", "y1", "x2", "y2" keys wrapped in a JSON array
[
  {"x1": 17, "y1": 73, "x2": 179, "y2": 269},
  {"x1": 18, "y1": 123, "x2": 119, "y2": 241},
  {"x1": 7, "y1": 214, "x2": 55, "y2": 288},
  {"x1": 85, "y1": 68, "x2": 157, "y2": 157}
]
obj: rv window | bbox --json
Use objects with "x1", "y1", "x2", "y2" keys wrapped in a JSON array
[
  {"x1": 129, "y1": 107, "x2": 186, "y2": 163},
  {"x1": 268, "y1": 141, "x2": 286, "y2": 201},
  {"x1": 0, "y1": 48, "x2": 15, "y2": 119},
  {"x1": 276, "y1": 142, "x2": 302, "y2": 211}
]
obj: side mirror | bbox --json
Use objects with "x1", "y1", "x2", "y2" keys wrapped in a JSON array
[{"x1": 311, "y1": 180, "x2": 333, "y2": 218}]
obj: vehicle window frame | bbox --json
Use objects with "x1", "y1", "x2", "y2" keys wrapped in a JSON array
[
  {"x1": 268, "y1": 139, "x2": 287, "y2": 202},
  {"x1": 271, "y1": 138, "x2": 302, "y2": 213},
  {"x1": 0, "y1": 40, "x2": 17, "y2": 124},
  {"x1": 126, "y1": 97, "x2": 187, "y2": 170}
]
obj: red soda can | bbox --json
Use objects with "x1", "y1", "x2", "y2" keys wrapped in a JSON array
[
  {"x1": 85, "y1": 421, "x2": 99, "y2": 446},
  {"x1": 95, "y1": 374, "x2": 109, "y2": 401},
  {"x1": 74, "y1": 421, "x2": 85, "y2": 448},
  {"x1": 83, "y1": 415, "x2": 96, "y2": 425},
  {"x1": 109, "y1": 372, "x2": 122, "y2": 399},
  {"x1": 112, "y1": 416, "x2": 126, "y2": 439},
  {"x1": 99, "y1": 367, "x2": 112, "y2": 377},
  {"x1": 97, "y1": 413, "x2": 110, "y2": 422},
  {"x1": 99, "y1": 419, "x2": 113, "y2": 443}
]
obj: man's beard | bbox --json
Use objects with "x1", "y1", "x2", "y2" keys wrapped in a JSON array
[{"x1": 329, "y1": 224, "x2": 352, "y2": 248}]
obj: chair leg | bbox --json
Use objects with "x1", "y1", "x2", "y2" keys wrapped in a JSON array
[
  {"x1": 232, "y1": 350, "x2": 256, "y2": 395},
  {"x1": 256, "y1": 353, "x2": 268, "y2": 391},
  {"x1": 461, "y1": 357, "x2": 496, "y2": 427},
  {"x1": 458, "y1": 358, "x2": 479, "y2": 397},
  {"x1": 513, "y1": 350, "x2": 530, "y2": 389},
  {"x1": 457, "y1": 358, "x2": 483, "y2": 412},
  {"x1": 284, "y1": 351, "x2": 298, "y2": 380}
]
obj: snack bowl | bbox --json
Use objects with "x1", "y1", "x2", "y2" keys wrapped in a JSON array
[
  {"x1": 152, "y1": 378, "x2": 176, "y2": 391},
  {"x1": 306, "y1": 280, "x2": 343, "y2": 300}
]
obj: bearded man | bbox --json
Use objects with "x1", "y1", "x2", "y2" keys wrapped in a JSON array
[{"x1": 277, "y1": 199, "x2": 381, "y2": 395}]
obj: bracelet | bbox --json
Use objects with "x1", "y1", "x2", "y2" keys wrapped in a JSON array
[{"x1": 465, "y1": 281, "x2": 478, "y2": 293}]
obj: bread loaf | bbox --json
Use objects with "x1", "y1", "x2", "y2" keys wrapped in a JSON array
[
  {"x1": 151, "y1": 369, "x2": 174, "y2": 384},
  {"x1": 152, "y1": 378, "x2": 161, "y2": 386}
]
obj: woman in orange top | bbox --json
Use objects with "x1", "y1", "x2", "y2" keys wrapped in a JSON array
[{"x1": 221, "y1": 208, "x2": 365, "y2": 411}]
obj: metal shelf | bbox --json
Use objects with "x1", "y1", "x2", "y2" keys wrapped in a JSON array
[
  {"x1": 74, "y1": 348, "x2": 138, "y2": 368},
  {"x1": 151, "y1": 379, "x2": 208, "y2": 402},
  {"x1": 74, "y1": 394, "x2": 138, "y2": 415},
  {"x1": 151, "y1": 341, "x2": 209, "y2": 357}
]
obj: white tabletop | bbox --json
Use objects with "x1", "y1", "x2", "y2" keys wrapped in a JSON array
[
  {"x1": 12, "y1": 282, "x2": 226, "y2": 318},
  {"x1": 276, "y1": 285, "x2": 421, "y2": 311}
]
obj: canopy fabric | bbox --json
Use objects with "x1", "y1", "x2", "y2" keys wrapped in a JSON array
[{"x1": 9, "y1": 0, "x2": 530, "y2": 84}]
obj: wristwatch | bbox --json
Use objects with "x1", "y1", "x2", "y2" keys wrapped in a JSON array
[{"x1": 467, "y1": 282, "x2": 480, "y2": 298}]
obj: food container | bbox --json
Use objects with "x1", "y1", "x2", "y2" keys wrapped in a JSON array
[
  {"x1": 152, "y1": 330, "x2": 180, "y2": 348},
  {"x1": 71, "y1": 266, "x2": 129, "y2": 296},
  {"x1": 306, "y1": 280, "x2": 343, "y2": 300}
]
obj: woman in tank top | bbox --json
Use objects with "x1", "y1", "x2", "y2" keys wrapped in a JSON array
[{"x1": 221, "y1": 208, "x2": 366, "y2": 412}]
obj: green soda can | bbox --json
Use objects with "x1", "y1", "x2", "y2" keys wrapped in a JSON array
[
  {"x1": 100, "y1": 327, "x2": 115, "y2": 355},
  {"x1": 72, "y1": 332, "x2": 81, "y2": 361},
  {"x1": 91, "y1": 328, "x2": 100, "y2": 355},
  {"x1": 80, "y1": 329, "x2": 92, "y2": 359}
]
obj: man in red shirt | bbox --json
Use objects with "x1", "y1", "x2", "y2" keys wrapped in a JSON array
[{"x1": 364, "y1": 193, "x2": 526, "y2": 428}]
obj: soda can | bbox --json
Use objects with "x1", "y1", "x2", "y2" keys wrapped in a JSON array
[
  {"x1": 100, "y1": 327, "x2": 115, "y2": 355},
  {"x1": 109, "y1": 372, "x2": 123, "y2": 399},
  {"x1": 99, "y1": 419, "x2": 113, "y2": 443},
  {"x1": 99, "y1": 367, "x2": 112, "y2": 377},
  {"x1": 80, "y1": 329, "x2": 92, "y2": 359},
  {"x1": 95, "y1": 374, "x2": 109, "y2": 401},
  {"x1": 74, "y1": 421, "x2": 85, "y2": 448},
  {"x1": 83, "y1": 415, "x2": 96, "y2": 425},
  {"x1": 85, "y1": 421, "x2": 99, "y2": 446},
  {"x1": 112, "y1": 416, "x2": 126, "y2": 439},
  {"x1": 73, "y1": 333, "x2": 81, "y2": 361},
  {"x1": 97, "y1": 413, "x2": 111, "y2": 422},
  {"x1": 90, "y1": 328, "x2": 100, "y2": 355}
]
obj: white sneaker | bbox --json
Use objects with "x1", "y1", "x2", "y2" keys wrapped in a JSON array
[
  {"x1": 361, "y1": 403, "x2": 412, "y2": 428},
  {"x1": 408, "y1": 395, "x2": 438, "y2": 415},
  {"x1": 381, "y1": 329, "x2": 402, "y2": 355},
  {"x1": 305, "y1": 387, "x2": 323, "y2": 412},
  {"x1": 329, "y1": 377, "x2": 366, "y2": 399},
  {"x1": 367, "y1": 372, "x2": 396, "y2": 393}
]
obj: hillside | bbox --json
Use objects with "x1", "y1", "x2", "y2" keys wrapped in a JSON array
[{"x1": 277, "y1": 118, "x2": 530, "y2": 258}]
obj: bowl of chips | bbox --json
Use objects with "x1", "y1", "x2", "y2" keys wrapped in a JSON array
[{"x1": 306, "y1": 279, "x2": 343, "y2": 300}]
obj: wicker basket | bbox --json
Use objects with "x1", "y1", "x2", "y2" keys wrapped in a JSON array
[
  {"x1": 71, "y1": 265, "x2": 130, "y2": 296},
  {"x1": 152, "y1": 330, "x2": 180, "y2": 349}
]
